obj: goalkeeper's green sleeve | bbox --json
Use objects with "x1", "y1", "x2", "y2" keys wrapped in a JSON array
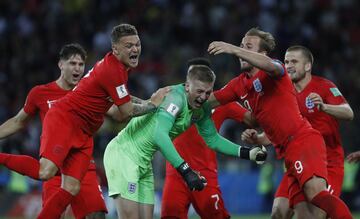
[
  {"x1": 153, "y1": 109, "x2": 184, "y2": 168},
  {"x1": 196, "y1": 115, "x2": 240, "y2": 157}
]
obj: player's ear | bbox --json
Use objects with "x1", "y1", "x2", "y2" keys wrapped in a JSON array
[
  {"x1": 58, "y1": 60, "x2": 63, "y2": 70},
  {"x1": 305, "y1": 62, "x2": 311, "y2": 72},
  {"x1": 112, "y1": 44, "x2": 119, "y2": 55},
  {"x1": 185, "y1": 81, "x2": 190, "y2": 92}
]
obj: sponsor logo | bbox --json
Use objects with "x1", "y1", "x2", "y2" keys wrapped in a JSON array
[
  {"x1": 240, "y1": 93, "x2": 248, "y2": 99},
  {"x1": 166, "y1": 103, "x2": 179, "y2": 116},
  {"x1": 47, "y1": 100, "x2": 58, "y2": 109},
  {"x1": 253, "y1": 78, "x2": 262, "y2": 93},
  {"x1": 116, "y1": 84, "x2": 128, "y2": 98},
  {"x1": 128, "y1": 182, "x2": 137, "y2": 194}
]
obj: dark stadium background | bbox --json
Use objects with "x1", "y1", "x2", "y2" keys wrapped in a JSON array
[{"x1": 0, "y1": 0, "x2": 359, "y2": 218}]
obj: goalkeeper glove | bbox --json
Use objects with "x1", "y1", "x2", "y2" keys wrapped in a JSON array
[
  {"x1": 176, "y1": 162, "x2": 207, "y2": 191},
  {"x1": 239, "y1": 145, "x2": 267, "y2": 164}
]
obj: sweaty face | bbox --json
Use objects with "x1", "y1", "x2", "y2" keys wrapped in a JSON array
[
  {"x1": 59, "y1": 54, "x2": 85, "y2": 87},
  {"x1": 113, "y1": 35, "x2": 141, "y2": 68},
  {"x1": 284, "y1": 50, "x2": 308, "y2": 83},
  {"x1": 239, "y1": 35, "x2": 262, "y2": 72},
  {"x1": 185, "y1": 79, "x2": 214, "y2": 109}
]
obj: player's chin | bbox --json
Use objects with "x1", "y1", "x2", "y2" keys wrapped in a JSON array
[{"x1": 127, "y1": 58, "x2": 139, "y2": 68}]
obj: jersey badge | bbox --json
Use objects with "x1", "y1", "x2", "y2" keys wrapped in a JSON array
[
  {"x1": 116, "y1": 84, "x2": 128, "y2": 98},
  {"x1": 128, "y1": 182, "x2": 137, "y2": 194},
  {"x1": 167, "y1": 103, "x2": 180, "y2": 117},
  {"x1": 253, "y1": 78, "x2": 262, "y2": 93},
  {"x1": 305, "y1": 96, "x2": 315, "y2": 110},
  {"x1": 330, "y1": 87, "x2": 342, "y2": 97}
]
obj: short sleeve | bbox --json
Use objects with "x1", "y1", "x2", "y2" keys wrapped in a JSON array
[
  {"x1": 322, "y1": 80, "x2": 347, "y2": 105},
  {"x1": 213, "y1": 77, "x2": 240, "y2": 105},
  {"x1": 96, "y1": 59, "x2": 131, "y2": 106},
  {"x1": 23, "y1": 86, "x2": 39, "y2": 116}
]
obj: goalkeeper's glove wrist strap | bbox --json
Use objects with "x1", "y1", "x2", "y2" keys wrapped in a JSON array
[{"x1": 239, "y1": 146, "x2": 250, "y2": 160}]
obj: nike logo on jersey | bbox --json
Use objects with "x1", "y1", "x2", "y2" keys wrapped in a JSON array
[
  {"x1": 47, "y1": 100, "x2": 58, "y2": 109},
  {"x1": 240, "y1": 94, "x2": 248, "y2": 99}
]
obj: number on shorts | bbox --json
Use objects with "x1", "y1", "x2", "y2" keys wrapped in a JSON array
[
  {"x1": 211, "y1": 194, "x2": 219, "y2": 210},
  {"x1": 294, "y1": 161, "x2": 303, "y2": 174}
]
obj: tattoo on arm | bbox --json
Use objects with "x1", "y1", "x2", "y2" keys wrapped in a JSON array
[
  {"x1": 131, "y1": 95, "x2": 146, "y2": 104},
  {"x1": 132, "y1": 102, "x2": 157, "y2": 117}
]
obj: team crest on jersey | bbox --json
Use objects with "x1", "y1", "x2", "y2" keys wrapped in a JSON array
[
  {"x1": 128, "y1": 182, "x2": 137, "y2": 194},
  {"x1": 253, "y1": 78, "x2": 262, "y2": 93},
  {"x1": 305, "y1": 96, "x2": 315, "y2": 109}
]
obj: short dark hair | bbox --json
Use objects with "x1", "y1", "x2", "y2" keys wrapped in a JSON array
[
  {"x1": 111, "y1": 24, "x2": 138, "y2": 44},
  {"x1": 187, "y1": 57, "x2": 211, "y2": 68},
  {"x1": 59, "y1": 43, "x2": 87, "y2": 61},
  {"x1": 245, "y1": 27, "x2": 276, "y2": 54},
  {"x1": 187, "y1": 65, "x2": 216, "y2": 83},
  {"x1": 286, "y1": 45, "x2": 314, "y2": 65}
]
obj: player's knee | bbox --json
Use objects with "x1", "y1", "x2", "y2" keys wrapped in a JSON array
[
  {"x1": 62, "y1": 177, "x2": 81, "y2": 195},
  {"x1": 303, "y1": 177, "x2": 327, "y2": 200},
  {"x1": 271, "y1": 206, "x2": 284, "y2": 219},
  {"x1": 39, "y1": 158, "x2": 58, "y2": 180},
  {"x1": 85, "y1": 211, "x2": 106, "y2": 219}
]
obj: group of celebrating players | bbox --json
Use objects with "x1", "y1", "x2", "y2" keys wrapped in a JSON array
[{"x1": 0, "y1": 23, "x2": 359, "y2": 219}]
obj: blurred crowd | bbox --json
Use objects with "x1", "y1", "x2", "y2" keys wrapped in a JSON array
[{"x1": 0, "y1": 0, "x2": 359, "y2": 216}]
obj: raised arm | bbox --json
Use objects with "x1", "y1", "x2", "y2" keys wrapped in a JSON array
[
  {"x1": 0, "y1": 109, "x2": 32, "y2": 139},
  {"x1": 208, "y1": 41, "x2": 284, "y2": 77}
]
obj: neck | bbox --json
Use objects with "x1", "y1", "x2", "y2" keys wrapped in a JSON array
[
  {"x1": 294, "y1": 73, "x2": 312, "y2": 92},
  {"x1": 56, "y1": 78, "x2": 73, "y2": 91},
  {"x1": 247, "y1": 67, "x2": 259, "y2": 77},
  {"x1": 112, "y1": 52, "x2": 131, "y2": 71}
]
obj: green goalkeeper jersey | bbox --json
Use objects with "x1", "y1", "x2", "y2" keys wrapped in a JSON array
[{"x1": 108, "y1": 84, "x2": 240, "y2": 169}]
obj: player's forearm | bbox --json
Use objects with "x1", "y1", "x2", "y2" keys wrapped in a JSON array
[
  {"x1": 233, "y1": 48, "x2": 283, "y2": 77},
  {"x1": 207, "y1": 94, "x2": 221, "y2": 109},
  {"x1": 131, "y1": 102, "x2": 157, "y2": 117},
  {"x1": 131, "y1": 95, "x2": 147, "y2": 104},
  {"x1": 0, "y1": 118, "x2": 26, "y2": 139},
  {"x1": 321, "y1": 103, "x2": 354, "y2": 121},
  {"x1": 153, "y1": 129, "x2": 184, "y2": 168},
  {"x1": 257, "y1": 132, "x2": 272, "y2": 145},
  {"x1": 204, "y1": 133, "x2": 241, "y2": 157}
]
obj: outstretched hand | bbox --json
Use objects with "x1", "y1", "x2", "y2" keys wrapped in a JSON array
[
  {"x1": 208, "y1": 41, "x2": 238, "y2": 55},
  {"x1": 150, "y1": 86, "x2": 171, "y2": 107}
]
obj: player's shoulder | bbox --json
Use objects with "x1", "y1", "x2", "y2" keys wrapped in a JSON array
[
  {"x1": 29, "y1": 81, "x2": 54, "y2": 94},
  {"x1": 312, "y1": 75, "x2": 337, "y2": 87}
]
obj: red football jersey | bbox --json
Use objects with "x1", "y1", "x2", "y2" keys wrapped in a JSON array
[
  {"x1": 214, "y1": 67, "x2": 313, "y2": 158},
  {"x1": 296, "y1": 76, "x2": 346, "y2": 167},
  {"x1": 58, "y1": 52, "x2": 131, "y2": 134},
  {"x1": 24, "y1": 81, "x2": 68, "y2": 123},
  {"x1": 166, "y1": 102, "x2": 247, "y2": 178},
  {"x1": 23, "y1": 81, "x2": 96, "y2": 170}
]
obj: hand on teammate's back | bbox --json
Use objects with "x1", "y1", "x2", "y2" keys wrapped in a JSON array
[
  {"x1": 150, "y1": 86, "x2": 171, "y2": 106},
  {"x1": 176, "y1": 162, "x2": 207, "y2": 191}
]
